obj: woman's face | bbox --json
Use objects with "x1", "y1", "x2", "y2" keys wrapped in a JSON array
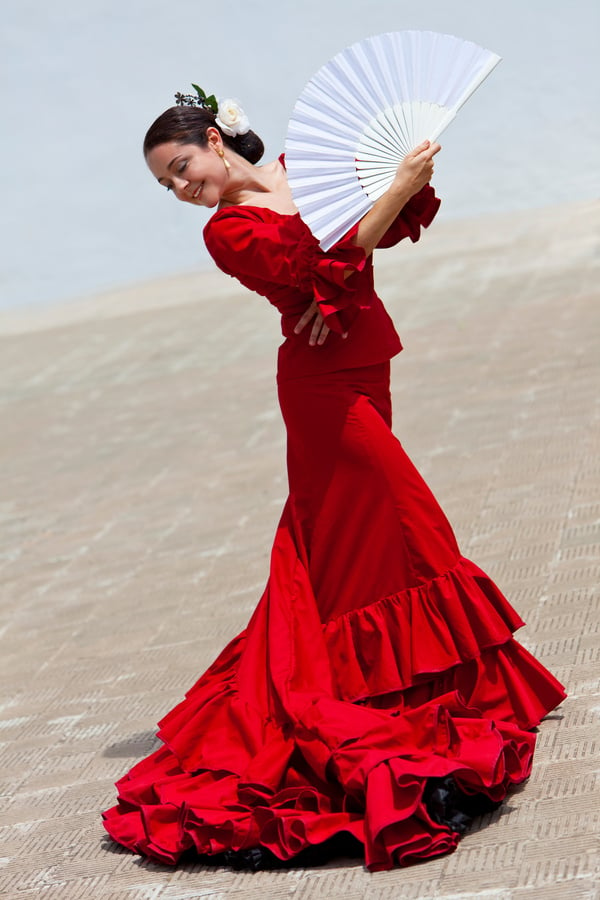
[{"x1": 146, "y1": 132, "x2": 228, "y2": 207}]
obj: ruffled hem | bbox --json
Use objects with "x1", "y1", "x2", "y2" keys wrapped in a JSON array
[
  {"x1": 103, "y1": 552, "x2": 565, "y2": 870},
  {"x1": 322, "y1": 556, "x2": 550, "y2": 706},
  {"x1": 319, "y1": 556, "x2": 565, "y2": 728},
  {"x1": 102, "y1": 682, "x2": 544, "y2": 870}
]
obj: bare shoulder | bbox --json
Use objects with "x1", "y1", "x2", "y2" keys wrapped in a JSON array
[{"x1": 243, "y1": 158, "x2": 298, "y2": 215}]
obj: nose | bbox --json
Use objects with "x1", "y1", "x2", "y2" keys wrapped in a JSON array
[{"x1": 172, "y1": 176, "x2": 190, "y2": 201}]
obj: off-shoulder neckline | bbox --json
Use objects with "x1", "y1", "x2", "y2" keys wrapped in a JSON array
[
  {"x1": 208, "y1": 205, "x2": 300, "y2": 223},
  {"x1": 207, "y1": 154, "x2": 300, "y2": 224}
]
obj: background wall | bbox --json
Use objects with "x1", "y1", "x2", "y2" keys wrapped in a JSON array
[{"x1": 2, "y1": 0, "x2": 598, "y2": 310}]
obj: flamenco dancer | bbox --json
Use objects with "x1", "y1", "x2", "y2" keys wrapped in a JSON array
[{"x1": 102, "y1": 88, "x2": 566, "y2": 871}]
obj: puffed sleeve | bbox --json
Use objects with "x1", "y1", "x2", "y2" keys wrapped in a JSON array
[
  {"x1": 203, "y1": 209, "x2": 371, "y2": 334},
  {"x1": 376, "y1": 185, "x2": 441, "y2": 249}
]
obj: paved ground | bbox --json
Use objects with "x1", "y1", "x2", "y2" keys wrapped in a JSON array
[{"x1": 1, "y1": 200, "x2": 599, "y2": 899}]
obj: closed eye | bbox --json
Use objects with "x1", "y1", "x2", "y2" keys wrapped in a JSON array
[{"x1": 157, "y1": 155, "x2": 187, "y2": 192}]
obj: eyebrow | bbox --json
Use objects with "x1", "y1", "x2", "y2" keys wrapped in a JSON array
[{"x1": 157, "y1": 155, "x2": 182, "y2": 185}]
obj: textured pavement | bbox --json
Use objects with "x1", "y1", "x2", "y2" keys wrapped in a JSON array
[{"x1": 1, "y1": 200, "x2": 599, "y2": 899}]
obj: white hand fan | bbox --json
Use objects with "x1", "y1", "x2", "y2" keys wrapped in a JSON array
[{"x1": 285, "y1": 31, "x2": 501, "y2": 249}]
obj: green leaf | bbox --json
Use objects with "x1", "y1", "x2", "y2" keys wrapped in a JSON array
[
  {"x1": 205, "y1": 94, "x2": 218, "y2": 113},
  {"x1": 191, "y1": 83, "x2": 206, "y2": 99}
]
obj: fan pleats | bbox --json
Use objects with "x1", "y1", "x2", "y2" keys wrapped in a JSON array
[{"x1": 285, "y1": 30, "x2": 501, "y2": 249}]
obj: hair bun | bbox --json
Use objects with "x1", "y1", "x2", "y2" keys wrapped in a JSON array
[{"x1": 231, "y1": 130, "x2": 264, "y2": 165}]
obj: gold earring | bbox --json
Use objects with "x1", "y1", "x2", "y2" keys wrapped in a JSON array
[{"x1": 217, "y1": 148, "x2": 231, "y2": 171}]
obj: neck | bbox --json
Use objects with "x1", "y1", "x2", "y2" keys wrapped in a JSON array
[
  {"x1": 220, "y1": 153, "x2": 285, "y2": 205},
  {"x1": 220, "y1": 154, "x2": 268, "y2": 203}
]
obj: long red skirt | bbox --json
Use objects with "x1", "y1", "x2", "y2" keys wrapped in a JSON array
[{"x1": 102, "y1": 362, "x2": 566, "y2": 871}]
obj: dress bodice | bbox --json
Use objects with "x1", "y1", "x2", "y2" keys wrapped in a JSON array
[{"x1": 203, "y1": 184, "x2": 440, "y2": 380}]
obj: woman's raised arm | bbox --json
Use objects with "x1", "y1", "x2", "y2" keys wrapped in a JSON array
[{"x1": 354, "y1": 140, "x2": 441, "y2": 257}]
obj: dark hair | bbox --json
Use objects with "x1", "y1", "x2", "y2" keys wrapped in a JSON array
[{"x1": 143, "y1": 105, "x2": 264, "y2": 164}]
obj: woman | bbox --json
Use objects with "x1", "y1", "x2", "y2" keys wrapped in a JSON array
[{"x1": 102, "y1": 92, "x2": 566, "y2": 872}]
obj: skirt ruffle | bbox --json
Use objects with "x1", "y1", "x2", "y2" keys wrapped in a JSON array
[
  {"x1": 103, "y1": 363, "x2": 566, "y2": 870},
  {"x1": 103, "y1": 547, "x2": 565, "y2": 870}
]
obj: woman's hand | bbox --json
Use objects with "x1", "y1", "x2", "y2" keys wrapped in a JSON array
[
  {"x1": 391, "y1": 140, "x2": 441, "y2": 198},
  {"x1": 294, "y1": 300, "x2": 344, "y2": 346},
  {"x1": 354, "y1": 140, "x2": 441, "y2": 257}
]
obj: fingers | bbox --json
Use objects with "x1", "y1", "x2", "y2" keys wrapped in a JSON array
[
  {"x1": 309, "y1": 314, "x2": 321, "y2": 346},
  {"x1": 317, "y1": 322, "x2": 331, "y2": 345},
  {"x1": 309, "y1": 312, "x2": 330, "y2": 346},
  {"x1": 406, "y1": 139, "x2": 430, "y2": 159},
  {"x1": 409, "y1": 140, "x2": 441, "y2": 159},
  {"x1": 293, "y1": 300, "x2": 331, "y2": 345},
  {"x1": 417, "y1": 142, "x2": 441, "y2": 160},
  {"x1": 398, "y1": 140, "x2": 441, "y2": 188},
  {"x1": 404, "y1": 140, "x2": 441, "y2": 188},
  {"x1": 294, "y1": 300, "x2": 318, "y2": 334}
]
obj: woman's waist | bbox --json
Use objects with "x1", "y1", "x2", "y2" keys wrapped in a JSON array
[
  {"x1": 272, "y1": 288, "x2": 401, "y2": 379},
  {"x1": 277, "y1": 324, "x2": 402, "y2": 381}
]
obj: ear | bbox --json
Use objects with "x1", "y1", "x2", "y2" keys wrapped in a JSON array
[{"x1": 206, "y1": 127, "x2": 223, "y2": 150}]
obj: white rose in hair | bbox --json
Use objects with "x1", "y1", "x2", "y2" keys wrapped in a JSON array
[{"x1": 216, "y1": 99, "x2": 250, "y2": 137}]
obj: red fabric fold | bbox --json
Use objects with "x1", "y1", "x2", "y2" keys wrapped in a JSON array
[
  {"x1": 102, "y1": 664, "x2": 545, "y2": 870},
  {"x1": 103, "y1": 541, "x2": 565, "y2": 870},
  {"x1": 376, "y1": 184, "x2": 441, "y2": 248},
  {"x1": 203, "y1": 166, "x2": 440, "y2": 341},
  {"x1": 204, "y1": 208, "x2": 371, "y2": 335},
  {"x1": 322, "y1": 556, "x2": 524, "y2": 701},
  {"x1": 292, "y1": 222, "x2": 370, "y2": 333}
]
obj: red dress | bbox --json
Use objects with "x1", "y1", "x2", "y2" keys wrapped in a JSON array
[{"x1": 102, "y1": 184, "x2": 566, "y2": 871}]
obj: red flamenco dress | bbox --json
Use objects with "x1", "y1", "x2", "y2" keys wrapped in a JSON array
[{"x1": 102, "y1": 183, "x2": 566, "y2": 871}]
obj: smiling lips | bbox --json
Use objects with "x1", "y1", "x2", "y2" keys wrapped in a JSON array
[{"x1": 192, "y1": 183, "x2": 204, "y2": 200}]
